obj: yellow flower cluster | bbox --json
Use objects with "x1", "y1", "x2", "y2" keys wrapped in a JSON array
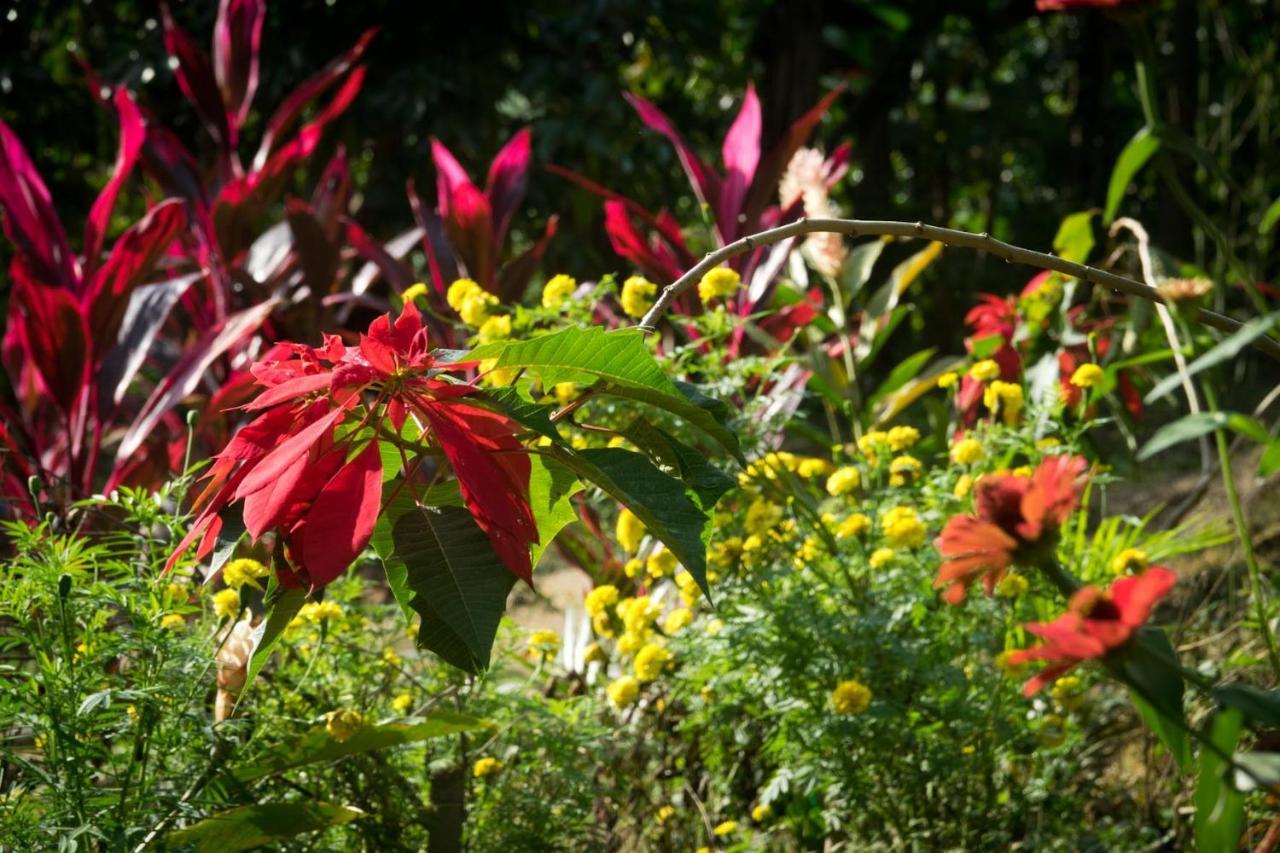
[
  {"x1": 826, "y1": 466, "x2": 861, "y2": 496},
  {"x1": 697, "y1": 266, "x2": 741, "y2": 303},
  {"x1": 160, "y1": 613, "x2": 186, "y2": 631},
  {"x1": 1069, "y1": 363, "x2": 1104, "y2": 389},
  {"x1": 634, "y1": 642, "x2": 673, "y2": 681},
  {"x1": 446, "y1": 277, "x2": 498, "y2": 325},
  {"x1": 994, "y1": 649, "x2": 1028, "y2": 679},
  {"x1": 674, "y1": 570, "x2": 701, "y2": 607},
  {"x1": 869, "y1": 547, "x2": 895, "y2": 569},
  {"x1": 837, "y1": 513, "x2": 872, "y2": 539},
  {"x1": 663, "y1": 608, "x2": 693, "y2": 634},
  {"x1": 888, "y1": 454, "x2": 921, "y2": 487},
  {"x1": 527, "y1": 629, "x2": 560, "y2": 661},
  {"x1": 752, "y1": 803, "x2": 773, "y2": 822},
  {"x1": 473, "y1": 756, "x2": 502, "y2": 779},
  {"x1": 222, "y1": 558, "x2": 270, "y2": 590},
  {"x1": 400, "y1": 281, "x2": 430, "y2": 307},
  {"x1": 983, "y1": 381, "x2": 1024, "y2": 425},
  {"x1": 881, "y1": 506, "x2": 926, "y2": 548},
  {"x1": 297, "y1": 600, "x2": 343, "y2": 625},
  {"x1": 585, "y1": 584, "x2": 619, "y2": 618},
  {"x1": 541, "y1": 274, "x2": 576, "y2": 309},
  {"x1": 745, "y1": 498, "x2": 784, "y2": 535},
  {"x1": 646, "y1": 548, "x2": 678, "y2": 579},
  {"x1": 949, "y1": 437, "x2": 983, "y2": 465},
  {"x1": 477, "y1": 314, "x2": 511, "y2": 344},
  {"x1": 713, "y1": 820, "x2": 738, "y2": 837},
  {"x1": 953, "y1": 474, "x2": 975, "y2": 498},
  {"x1": 1111, "y1": 547, "x2": 1148, "y2": 575},
  {"x1": 211, "y1": 588, "x2": 240, "y2": 620},
  {"x1": 324, "y1": 709, "x2": 364, "y2": 742},
  {"x1": 616, "y1": 508, "x2": 646, "y2": 552},
  {"x1": 607, "y1": 675, "x2": 640, "y2": 707},
  {"x1": 995, "y1": 572, "x2": 1029, "y2": 598},
  {"x1": 392, "y1": 693, "x2": 413, "y2": 713},
  {"x1": 831, "y1": 678, "x2": 872, "y2": 715},
  {"x1": 620, "y1": 275, "x2": 657, "y2": 318},
  {"x1": 969, "y1": 359, "x2": 1000, "y2": 381},
  {"x1": 886, "y1": 425, "x2": 919, "y2": 451},
  {"x1": 1051, "y1": 675, "x2": 1086, "y2": 711},
  {"x1": 937, "y1": 371, "x2": 958, "y2": 389}
]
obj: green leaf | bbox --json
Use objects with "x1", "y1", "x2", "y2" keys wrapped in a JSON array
[
  {"x1": 617, "y1": 418, "x2": 735, "y2": 512},
  {"x1": 1111, "y1": 627, "x2": 1190, "y2": 770},
  {"x1": 390, "y1": 504, "x2": 517, "y2": 672},
  {"x1": 1053, "y1": 211, "x2": 1096, "y2": 265},
  {"x1": 1260, "y1": 197, "x2": 1280, "y2": 235},
  {"x1": 1212, "y1": 683, "x2": 1280, "y2": 727},
  {"x1": 468, "y1": 326, "x2": 740, "y2": 459},
  {"x1": 1105, "y1": 127, "x2": 1161, "y2": 224},
  {"x1": 546, "y1": 445, "x2": 713, "y2": 599},
  {"x1": 839, "y1": 236, "x2": 886, "y2": 302},
  {"x1": 477, "y1": 386, "x2": 562, "y2": 442},
  {"x1": 1138, "y1": 412, "x2": 1270, "y2": 460},
  {"x1": 1261, "y1": 440, "x2": 1280, "y2": 477},
  {"x1": 243, "y1": 587, "x2": 307, "y2": 691},
  {"x1": 165, "y1": 802, "x2": 364, "y2": 852},
  {"x1": 1194, "y1": 709, "x2": 1245, "y2": 853},
  {"x1": 528, "y1": 455, "x2": 583, "y2": 569},
  {"x1": 1145, "y1": 312, "x2": 1279, "y2": 404},
  {"x1": 232, "y1": 713, "x2": 486, "y2": 782},
  {"x1": 865, "y1": 348, "x2": 936, "y2": 412},
  {"x1": 372, "y1": 480, "x2": 466, "y2": 621}
]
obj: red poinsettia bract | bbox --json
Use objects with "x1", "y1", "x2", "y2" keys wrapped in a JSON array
[
  {"x1": 165, "y1": 303, "x2": 537, "y2": 588},
  {"x1": 933, "y1": 454, "x2": 1088, "y2": 604},
  {"x1": 1009, "y1": 566, "x2": 1175, "y2": 695}
]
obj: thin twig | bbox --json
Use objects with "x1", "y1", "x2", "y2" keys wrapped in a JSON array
[{"x1": 635, "y1": 218, "x2": 1280, "y2": 359}]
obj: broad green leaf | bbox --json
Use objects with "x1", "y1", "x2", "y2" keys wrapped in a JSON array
[
  {"x1": 1194, "y1": 709, "x2": 1245, "y2": 853},
  {"x1": 1261, "y1": 440, "x2": 1280, "y2": 477},
  {"x1": 1260, "y1": 197, "x2": 1280, "y2": 235},
  {"x1": 390, "y1": 504, "x2": 517, "y2": 672},
  {"x1": 870, "y1": 356, "x2": 966, "y2": 425},
  {"x1": 1145, "y1": 312, "x2": 1279, "y2": 403},
  {"x1": 477, "y1": 386, "x2": 562, "y2": 442},
  {"x1": 374, "y1": 479, "x2": 467, "y2": 621},
  {"x1": 1138, "y1": 412, "x2": 1270, "y2": 460},
  {"x1": 242, "y1": 586, "x2": 307, "y2": 691},
  {"x1": 232, "y1": 713, "x2": 486, "y2": 782},
  {"x1": 1112, "y1": 627, "x2": 1190, "y2": 770},
  {"x1": 866, "y1": 348, "x2": 936, "y2": 411},
  {"x1": 546, "y1": 445, "x2": 713, "y2": 598},
  {"x1": 469, "y1": 326, "x2": 740, "y2": 459},
  {"x1": 1053, "y1": 211, "x2": 1096, "y2": 264},
  {"x1": 528, "y1": 455, "x2": 583, "y2": 568},
  {"x1": 839, "y1": 237, "x2": 886, "y2": 302},
  {"x1": 616, "y1": 418, "x2": 736, "y2": 511},
  {"x1": 1105, "y1": 127, "x2": 1160, "y2": 223},
  {"x1": 858, "y1": 242, "x2": 942, "y2": 358},
  {"x1": 1212, "y1": 683, "x2": 1280, "y2": 727},
  {"x1": 166, "y1": 802, "x2": 364, "y2": 852}
]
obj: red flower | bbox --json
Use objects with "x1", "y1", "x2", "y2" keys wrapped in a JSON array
[
  {"x1": 1009, "y1": 567, "x2": 1176, "y2": 695},
  {"x1": 165, "y1": 303, "x2": 538, "y2": 589},
  {"x1": 933, "y1": 454, "x2": 1088, "y2": 604}
]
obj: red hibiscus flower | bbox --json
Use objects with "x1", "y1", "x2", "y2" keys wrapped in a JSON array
[
  {"x1": 165, "y1": 302, "x2": 538, "y2": 589},
  {"x1": 933, "y1": 454, "x2": 1088, "y2": 603},
  {"x1": 1009, "y1": 566, "x2": 1176, "y2": 695}
]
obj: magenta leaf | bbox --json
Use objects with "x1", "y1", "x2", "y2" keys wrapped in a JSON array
[
  {"x1": 718, "y1": 83, "x2": 762, "y2": 242},
  {"x1": 485, "y1": 127, "x2": 531, "y2": 253},
  {"x1": 742, "y1": 84, "x2": 844, "y2": 229},
  {"x1": 624, "y1": 92, "x2": 721, "y2": 214},
  {"x1": 15, "y1": 282, "x2": 89, "y2": 415},
  {"x1": 161, "y1": 3, "x2": 231, "y2": 148},
  {"x1": 0, "y1": 119, "x2": 74, "y2": 288},
  {"x1": 84, "y1": 88, "x2": 146, "y2": 276},
  {"x1": 213, "y1": 0, "x2": 265, "y2": 135}
]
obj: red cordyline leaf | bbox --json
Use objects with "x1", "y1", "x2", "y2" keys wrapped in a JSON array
[
  {"x1": 213, "y1": 0, "x2": 266, "y2": 136},
  {"x1": 933, "y1": 455, "x2": 1089, "y2": 604},
  {"x1": 1010, "y1": 566, "x2": 1175, "y2": 694},
  {"x1": 161, "y1": 2, "x2": 231, "y2": 149},
  {"x1": 165, "y1": 303, "x2": 538, "y2": 590},
  {"x1": 84, "y1": 89, "x2": 146, "y2": 276},
  {"x1": 0, "y1": 119, "x2": 75, "y2": 288}
]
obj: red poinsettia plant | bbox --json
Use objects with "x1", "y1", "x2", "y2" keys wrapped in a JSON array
[{"x1": 166, "y1": 303, "x2": 538, "y2": 589}]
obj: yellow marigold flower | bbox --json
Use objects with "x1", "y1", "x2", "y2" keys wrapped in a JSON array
[
  {"x1": 675, "y1": 570, "x2": 701, "y2": 605},
  {"x1": 994, "y1": 650, "x2": 1028, "y2": 679},
  {"x1": 752, "y1": 803, "x2": 773, "y2": 822},
  {"x1": 996, "y1": 573, "x2": 1029, "y2": 599},
  {"x1": 382, "y1": 647, "x2": 402, "y2": 667},
  {"x1": 446, "y1": 277, "x2": 483, "y2": 312},
  {"x1": 881, "y1": 506, "x2": 926, "y2": 549},
  {"x1": 796, "y1": 457, "x2": 834, "y2": 479},
  {"x1": 831, "y1": 678, "x2": 872, "y2": 715},
  {"x1": 1012, "y1": 465, "x2": 1033, "y2": 477},
  {"x1": 222, "y1": 558, "x2": 270, "y2": 590},
  {"x1": 584, "y1": 642, "x2": 606, "y2": 664},
  {"x1": 324, "y1": 709, "x2": 364, "y2": 743},
  {"x1": 620, "y1": 275, "x2": 657, "y2": 319},
  {"x1": 617, "y1": 631, "x2": 646, "y2": 654},
  {"x1": 477, "y1": 314, "x2": 511, "y2": 343},
  {"x1": 623, "y1": 558, "x2": 644, "y2": 579},
  {"x1": 528, "y1": 629, "x2": 560, "y2": 660},
  {"x1": 392, "y1": 693, "x2": 413, "y2": 713},
  {"x1": 479, "y1": 358, "x2": 517, "y2": 387},
  {"x1": 949, "y1": 437, "x2": 984, "y2": 465},
  {"x1": 1069, "y1": 363, "x2": 1104, "y2": 389},
  {"x1": 400, "y1": 281, "x2": 430, "y2": 306},
  {"x1": 969, "y1": 359, "x2": 1000, "y2": 382},
  {"x1": 886, "y1": 425, "x2": 920, "y2": 451},
  {"x1": 634, "y1": 642, "x2": 673, "y2": 681},
  {"x1": 1051, "y1": 675, "x2": 1087, "y2": 712},
  {"x1": 459, "y1": 291, "x2": 497, "y2": 326},
  {"x1": 617, "y1": 595, "x2": 660, "y2": 634},
  {"x1": 936, "y1": 371, "x2": 958, "y2": 389},
  {"x1": 698, "y1": 266, "x2": 741, "y2": 303},
  {"x1": 1036, "y1": 436, "x2": 1061, "y2": 450},
  {"x1": 713, "y1": 820, "x2": 739, "y2": 837},
  {"x1": 983, "y1": 381, "x2": 1024, "y2": 425},
  {"x1": 663, "y1": 608, "x2": 694, "y2": 635},
  {"x1": 869, "y1": 547, "x2": 895, "y2": 569},
  {"x1": 954, "y1": 474, "x2": 974, "y2": 498},
  {"x1": 211, "y1": 588, "x2": 241, "y2": 620},
  {"x1": 1037, "y1": 714, "x2": 1067, "y2": 748},
  {"x1": 616, "y1": 508, "x2": 646, "y2": 552},
  {"x1": 826, "y1": 466, "x2": 861, "y2": 496},
  {"x1": 656, "y1": 804, "x2": 676, "y2": 824},
  {"x1": 745, "y1": 498, "x2": 784, "y2": 534},
  {"x1": 552, "y1": 382, "x2": 577, "y2": 409},
  {"x1": 837, "y1": 513, "x2": 872, "y2": 539},
  {"x1": 1111, "y1": 547, "x2": 1149, "y2": 575},
  {"x1": 297, "y1": 600, "x2": 343, "y2": 625},
  {"x1": 584, "y1": 584, "x2": 620, "y2": 618},
  {"x1": 160, "y1": 613, "x2": 186, "y2": 631},
  {"x1": 592, "y1": 611, "x2": 614, "y2": 638},
  {"x1": 857, "y1": 430, "x2": 888, "y2": 457},
  {"x1": 607, "y1": 675, "x2": 640, "y2": 707},
  {"x1": 708, "y1": 537, "x2": 742, "y2": 567},
  {"x1": 541, "y1": 274, "x2": 577, "y2": 309},
  {"x1": 705, "y1": 618, "x2": 725, "y2": 636},
  {"x1": 164, "y1": 581, "x2": 189, "y2": 603},
  {"x1": 646, "y1": 549, "x2": 679, "y2": 579},
  {"x1": 473, "y1": 756, "x2": 502, "y2": 779}
]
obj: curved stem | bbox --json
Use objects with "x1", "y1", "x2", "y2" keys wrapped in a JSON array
[{"x1": 635, "y1": 218, "x2": 1280, "y2": 359}]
